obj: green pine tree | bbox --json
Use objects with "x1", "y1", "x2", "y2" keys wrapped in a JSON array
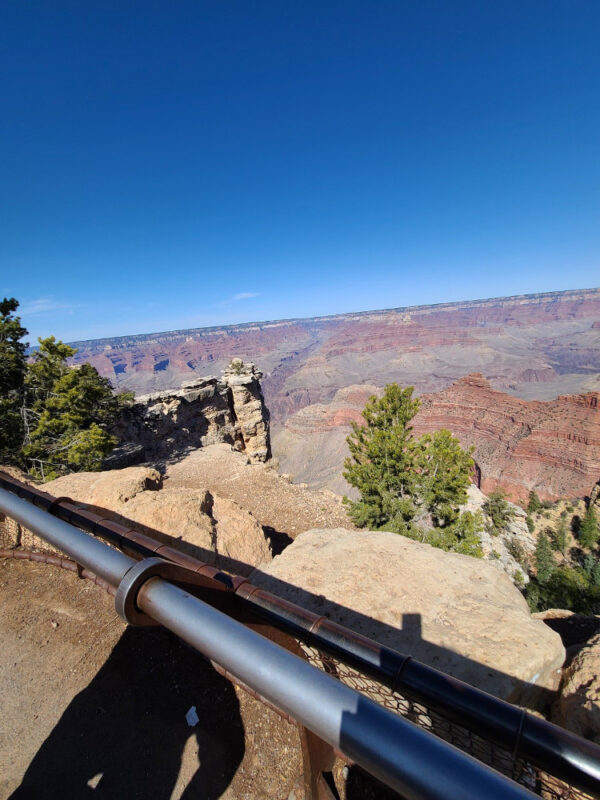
[
  {"x1": 482, "y1": 489, "x2": 514, "y2": 535},
  {"x1": 579, "y1": 504, "x2": 599, "y2": 550},
  {"x1": 535, "y1": 531, "x2": 556, "y2": 584},
  {"x1": 0, "y1": 298, "x2": 29, "y2": 464},
  {"x1": 343, "y1": 384, "x2": 478, "y2": 556},
  {"x1": 418, "y1": 429, "x2": 474, "y2": 527},
  {"x1": 550, "y1": 517, "x2": 568, "y2": 555},
  {"x1": 527, "y1": 489, "x2": 542, "y2": 514},
  {"x1": 22, "y1": 354, "x2": 128, "y2": 480},
  {"x1": 343, "y1": 384, "x2": 421, "y2": 530}
]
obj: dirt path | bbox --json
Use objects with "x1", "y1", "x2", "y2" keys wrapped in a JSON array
[{"x1": 0, "y1": 558, "x2": 303, "y2": 799}]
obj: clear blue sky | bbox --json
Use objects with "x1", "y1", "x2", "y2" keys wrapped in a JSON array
[{"x1": 1, "y1": 1, "x2": 599, "y2": 343}]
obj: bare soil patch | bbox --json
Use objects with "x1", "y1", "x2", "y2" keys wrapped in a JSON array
[{"x1": 0, "y1": 558, "x2": 303, "y2": 799}]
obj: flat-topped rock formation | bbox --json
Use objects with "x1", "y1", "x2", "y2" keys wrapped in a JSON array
[{"x1": 108, "y1": 361, "x2": 270, "y2": 467}]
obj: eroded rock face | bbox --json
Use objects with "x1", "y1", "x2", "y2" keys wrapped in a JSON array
[
  {"x1": 251, "y1": 528, "x2": 565, "y2": 702},
  {"x1": 222, "y1": 361, "x2": 271, "y2": 462},
  {"x1": 274, "y1": 374, "x2": 600, "y2": 502},
  {"x1": 414, "y1": 375, "x2": 600, "y2": 503},
  {"x1": 556, "y1": 632, "x2": 600, "y2": 742},
  {"x1": 109, "y1": 367, "x2": 271, "y2": 466},
  {"x1": 461, "y1": 484, "x2": 534, "y2": 584},
  {"x1": 44, "y1": 467, "x2": 272, "y2": 575}
]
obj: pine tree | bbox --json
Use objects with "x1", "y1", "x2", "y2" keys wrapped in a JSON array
[
  {"x1": 527, "y1": 490, "x2": 542, "y2": 514},
  {"x1": 343, "y1": 384, "x2": 421, "y2": 530},
  {"x1": 22, "y1": 356, "x2": 127, "y2": 480},
  {"x1": 535, "y1": 531, "x2": 556, "y2": 584},
  {"x1": 343, "y1": 384, "x2": 475, "y2": 545},
  {"x1": 482, "y1": 489, "x2": 514, "y2": 535},
  {"x1": 0, "y1": 298, "x2": 28, "y2": 463},
  {"x1": 551, "y1": 517, "x2": 568, "y2": 555},
  {"x1": 579, "y1": 504, "x2": 600, "y2": 550},
  {"x1": 418, "y1": 429, "x2": 474, "y2": 526}
]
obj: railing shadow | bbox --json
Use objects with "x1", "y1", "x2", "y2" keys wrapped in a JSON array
[
  {"x1": 46, "y1": 496, "x2": 562, "y2": 710},
  {"x1": 10, "y1": 499, "x2": 566, "y2": 799},
  {"x1": 10, "y1": 626, "x2": 245, "y2": 800}
]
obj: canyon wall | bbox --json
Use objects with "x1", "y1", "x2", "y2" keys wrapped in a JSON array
[
  {"x1": 69, "y1": 289, "x2": 600, "y2": 407},
  {"x1": 67, "y1": 288, "x2": 600, "y2": 500},
  {"x1": 274, "y1": 376, "x2": 600, "y2": 503}
]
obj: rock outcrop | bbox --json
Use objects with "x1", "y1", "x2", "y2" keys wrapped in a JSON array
[
  {"x1": 108, "y1": 363, "x2": 270, "y2": 466},
  {"x1": 555, "y1": 632, "x2": 600, "y2": 742},
  {"x1": 43, "y1": 466, "x2": 272, "y2": 574},
  {"x1": 461, "y1": 484, "x2": 535, "y2": 583},
  {"x1": 221, "y1": 360, "x2": 271, "y2": 462},
  {"x1": 251, "y1": 528, "x2": 565, "y2": 703}
]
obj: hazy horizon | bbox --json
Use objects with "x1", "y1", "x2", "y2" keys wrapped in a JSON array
[{"x1": 50, "y1": 284, "x2": 599, "y2": 346}]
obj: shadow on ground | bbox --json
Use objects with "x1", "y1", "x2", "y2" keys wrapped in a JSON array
[
  {"x1": 10, "y1": 626, "x2": 245, "y2": 800},
  {"x1": 8, "y1": 498, "x2": 573, "y2": 799}
]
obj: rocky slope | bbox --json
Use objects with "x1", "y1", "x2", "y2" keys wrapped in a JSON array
[{"x1": 274, "y1": 375, "x2": 600, "y2": 503}]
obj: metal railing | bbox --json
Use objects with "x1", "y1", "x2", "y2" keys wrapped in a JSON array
[{"x1": 2, "y1": 472, "x2": 600, "y2": 799}]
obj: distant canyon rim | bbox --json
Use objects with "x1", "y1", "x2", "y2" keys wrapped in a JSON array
[{"x1": 69, "y1": 288, "x2": 600, "y2": 502}]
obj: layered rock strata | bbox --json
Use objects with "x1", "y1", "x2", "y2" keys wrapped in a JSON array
[
  {"x1": 414, "y1": 375, "x2": 600, "y2": 503},
  {"x1": 109, "y1": 363, "x2": 270, "y2": 466},
  {"x1": 274, "y1": 375, "x2": 600, "y2": 502}
]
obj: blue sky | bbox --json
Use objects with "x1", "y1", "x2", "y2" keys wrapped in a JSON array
[{"x1": 1, "y1": 1, "x2": 599, "y2": 344}]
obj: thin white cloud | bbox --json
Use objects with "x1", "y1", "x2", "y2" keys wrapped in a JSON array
[
  {"x1": 20, "y1": 297, "x2": 83, "y2": 316},
  {"x1": 217, "y1": 291, "x2": 261, "y2": 307},
  {"x1": 232, "y1": 291, "x2": 260, "y2": 301}
]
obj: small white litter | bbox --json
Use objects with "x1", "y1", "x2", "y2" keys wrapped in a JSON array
[
  {"x1": 87, "y1": 773, "x2": 103, "y2": 789},
  {"x1": 185, "y1": 705, "x2": 199, "y2": 727}
]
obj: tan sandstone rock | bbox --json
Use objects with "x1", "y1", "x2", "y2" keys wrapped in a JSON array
[
  {"x1": 556, "y1": 632, "x2": 600, "y2": 742},
  {"x1": 222, "y1": 361, "x2": 271, "y2": 462},
  {"x1": 44, "y1": 467, "x2": 272, "y2": 574},
  {"x1": 46, "y1": 466, "x2": 163, "y2": 507},
  {"x1": 251, "y1": 528, "x2": 565, "y2": 702}
]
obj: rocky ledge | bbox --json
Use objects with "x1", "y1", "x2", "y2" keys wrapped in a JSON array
[{"x1": 107, "y1": 361, "x2": 271, "y2": 467}]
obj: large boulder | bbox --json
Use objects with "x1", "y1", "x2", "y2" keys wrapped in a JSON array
[
  {"x1": 555, "y1": 632, "x2": 600, "y2": 742},
  {"x1": 251, "y1": 528, "x2": 565, "y2": 702},
  {"x1": 44, "y1": 467, "x2": 272, "y2": 575}
]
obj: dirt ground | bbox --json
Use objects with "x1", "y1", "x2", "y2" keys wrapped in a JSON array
[
  {"x1": 164, "y1": 444, "x2": 353, "y2": 542},
  {"x1": 0, "y1": 557, "x2": 306, "y2": 800},
  {"x1": 0, "y1": 446, "x2": 362, "y2": 799}
]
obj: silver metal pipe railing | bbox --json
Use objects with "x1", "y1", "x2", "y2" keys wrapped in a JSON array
[
  {"x1": 0, "y1": 487, "x2": 537, "y2": 800},
  {"x1": 0, "y1": 486, "x2": 132, "y2": 586}
]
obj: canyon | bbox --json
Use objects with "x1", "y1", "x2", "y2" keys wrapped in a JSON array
[
  {"x1": 275, "y1": 375, "x2": 600, "y2": 502},
  {"x1": 68, "y1": 288, "x2": 600, "y2": 501}
]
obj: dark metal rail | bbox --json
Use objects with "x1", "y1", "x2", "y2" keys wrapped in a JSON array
[
  {"x1": 0, "y1": 484, "x2": 538, "y2": 800},
  {"x1": 2, "y1": 471, "x2": 600, "y2": 798}
]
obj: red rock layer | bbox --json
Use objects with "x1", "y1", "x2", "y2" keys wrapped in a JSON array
[{"x1": 413, "y1": 375, "x2": 600, "y2": 503}]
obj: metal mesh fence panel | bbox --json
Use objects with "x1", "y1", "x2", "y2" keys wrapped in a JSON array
[{"x1": 301, "y1": 644, "x2": 595, "y2": 799}]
